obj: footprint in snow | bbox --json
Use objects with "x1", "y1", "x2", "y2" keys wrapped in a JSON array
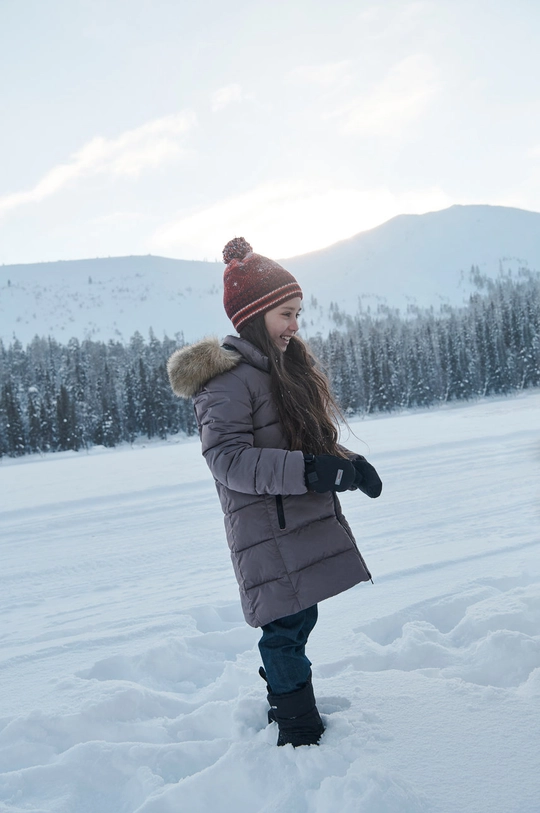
[{"x1": 324, "y1": 577, "x2": 540, "y2": 690}]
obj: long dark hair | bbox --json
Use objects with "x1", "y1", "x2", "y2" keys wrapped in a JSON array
[{"x1": 239, "y1": 315, "x2": 347, "y2": 457}]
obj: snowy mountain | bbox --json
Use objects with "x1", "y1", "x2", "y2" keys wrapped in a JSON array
[
  {"x1": 286, "y1": 203, "x2": 540, "y2": 313},
  {"x1": 1, "y1": 204, "x2": 539, "y2": 345}
]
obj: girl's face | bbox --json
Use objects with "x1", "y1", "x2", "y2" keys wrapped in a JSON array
[{"x1": 264, "y1": 296, "x2": 302, "y2": 352}]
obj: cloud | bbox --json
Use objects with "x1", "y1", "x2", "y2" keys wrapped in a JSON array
[
  {"x1": 0, "y1": 111, "x2": 196, "y2": 217},
  {"x1": 88, "y1": 211, "x2": 156, "y2": 226},
  {"x1": 150, "y1": 181, "x2": 453, "y2": 260},
  {"x1": 356, "y1": 2, "x2": 432, "y2": 33},
  {"x1": 287, "y1": 61, "x2": 352, "y2": 90},
  {"x1": 211, "y1": 84, "x2": 244, "y2": 112},
  {"x1": 330, "y1": 54, "x2": 439, "y2": 137}
]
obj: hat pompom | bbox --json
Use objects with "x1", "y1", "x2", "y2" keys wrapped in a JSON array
[{"x1": 223, "y1": 237, "x2": 252, "y2": 265}]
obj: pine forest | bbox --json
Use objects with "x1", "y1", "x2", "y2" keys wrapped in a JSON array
[{"x1": 1, "y1": 269, "x2": 539, "y2": 458}]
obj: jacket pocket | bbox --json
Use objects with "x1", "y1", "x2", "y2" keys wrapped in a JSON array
[{"x1": 275, "y1": 495, "x2": 286, "y2": 530}]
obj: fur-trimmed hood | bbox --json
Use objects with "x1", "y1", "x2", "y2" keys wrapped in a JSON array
[
  {"x1": 167, "y1": 335, "x2": 269, "y2": 398},
  {"x1": 167, "y1": 337, "x2": 240, "y2": 398}
]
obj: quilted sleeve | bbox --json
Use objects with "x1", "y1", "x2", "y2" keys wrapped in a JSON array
[{"x1": 193, "y1": 373, "x2": 307, "y2": 496}]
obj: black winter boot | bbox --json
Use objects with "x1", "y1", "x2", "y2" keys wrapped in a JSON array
[{"x1": 259, "y1": 667, "x2": 325, "y2": 747}]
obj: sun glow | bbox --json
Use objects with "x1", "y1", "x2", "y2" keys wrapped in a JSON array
[{"x1": 151, "y1": 183, "x2": 453, "y2": 260}]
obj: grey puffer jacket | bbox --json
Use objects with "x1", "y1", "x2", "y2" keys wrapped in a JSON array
[{"x1": 167, "y1": 335, "x2": 372, "y2": 627}]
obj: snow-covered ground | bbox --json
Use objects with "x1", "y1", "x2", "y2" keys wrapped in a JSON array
[{"x1": 1, "y1": 390, "x2": 539, "y2": 813}]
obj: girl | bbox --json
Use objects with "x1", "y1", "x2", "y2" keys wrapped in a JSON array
[{"x1": 167, "y1": 238, "x2": 382, "y2": 747}]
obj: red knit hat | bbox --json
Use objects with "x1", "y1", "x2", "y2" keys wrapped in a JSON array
[{"x1": 222, "y1": 237, "x2": 303, "y2": 331}]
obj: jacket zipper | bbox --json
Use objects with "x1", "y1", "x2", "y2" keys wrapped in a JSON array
[{"x1": 275, "y1": 495, "x2": 286, "y2": 530}]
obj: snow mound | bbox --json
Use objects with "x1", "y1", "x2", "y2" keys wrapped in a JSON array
[
  {"x1": 1, "y1": 577, "x2": 540, "y2": 812},
  {"x1": 325, "y1": 582, "x2": 540, "y2": 688}
]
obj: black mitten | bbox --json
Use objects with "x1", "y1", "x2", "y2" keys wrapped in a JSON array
[
  {"x1": 304, "y1": 454, "x2": 356, "y2": 493},
  {"x1": 352, "y1": 456, "x2": 382, "y2": 498}
]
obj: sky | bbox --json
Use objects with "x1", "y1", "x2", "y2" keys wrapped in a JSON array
[{"x1": 1, "y1": 0, "x2": 540, "y2": 265}]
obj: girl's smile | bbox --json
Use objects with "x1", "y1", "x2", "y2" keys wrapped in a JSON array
[{"x1": 263, "y1": 296, "x2": 303, "y2": 352}]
